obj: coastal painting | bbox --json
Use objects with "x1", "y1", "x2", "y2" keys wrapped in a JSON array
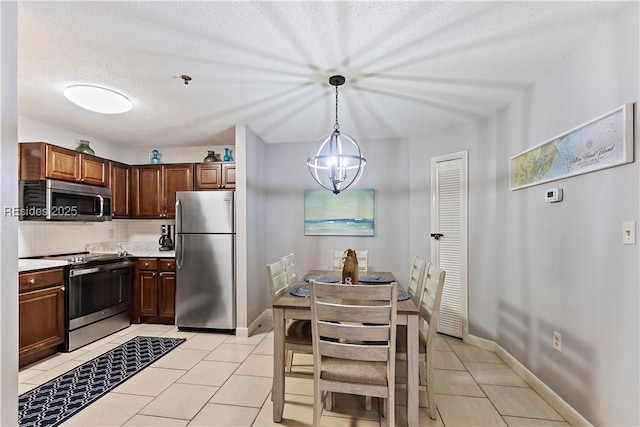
[{"x1": 304, "y1": 189, "x2": 374, "y2": 236}]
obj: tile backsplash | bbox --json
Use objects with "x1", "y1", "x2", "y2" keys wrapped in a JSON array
[{"x1": 18, "y1": 219, "x2": 175, "y2": 257}]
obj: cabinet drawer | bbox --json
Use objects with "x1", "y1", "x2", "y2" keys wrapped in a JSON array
[
  {"x1": 138, "y1": 259, "x2": 158, "y2": 270},
  {"x1": 159, "y1": 259, "x2": 176, "y2": 271},
  {"x1": 19, "y1": 268, "x2": 65, "y2": 292}
]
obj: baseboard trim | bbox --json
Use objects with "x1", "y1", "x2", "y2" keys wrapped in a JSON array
[
  {"x1": 463, "y1": 333, "x2": 496, "y2": 351},
  {"x1": 236, "y1": 309, "x2": 272, "y2": 338},
  {"x1": 491, "y1": 341, "x2": 593, "y2": 427}
]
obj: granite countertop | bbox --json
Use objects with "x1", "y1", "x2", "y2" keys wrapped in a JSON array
[
  {"x1": 86, "y1": 242, "x2": 175, "y2": 258},
  {"x1": 19, "y1": 242, "x2": 176, "y2": 273},
  {"x1": 19, "y1": 259, "x2": 68, "y2": 273}
]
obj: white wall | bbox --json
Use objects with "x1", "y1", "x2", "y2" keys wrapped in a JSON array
[
  {"x1": 265, "y1": 137, "x2": 413, "y2": 284},
  {"x1": 242, "y1": 126, "x2": 267, "y2": 325},
  {"x1": 0, "y1": 2, "x2": 18, "y2": 424},
  {"x1": 492, "y1": 4, "x2": 638, "y2": 425},
  {"x1": 130, "y1": 144, "x2": 236, "y2": 164},
  {"x1": 18, "y1": 115, "x2": 136, "y2": 164}
]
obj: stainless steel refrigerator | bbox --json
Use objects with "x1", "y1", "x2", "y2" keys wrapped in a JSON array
[{"x1": 175, "y1": 191, "x2": 236, "y2": 330}]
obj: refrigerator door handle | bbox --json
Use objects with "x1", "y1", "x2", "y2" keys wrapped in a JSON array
[
  {"x1": 176, "y1": 233, "x2": 184, "y2": 269},
  {"x1": 175, "y1": 199, "x2": 182, "y2": 233}
]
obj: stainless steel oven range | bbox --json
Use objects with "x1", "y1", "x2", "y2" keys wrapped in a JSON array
[{"x1": 45, "y1": 252, "x2": 133, "y2": 351}]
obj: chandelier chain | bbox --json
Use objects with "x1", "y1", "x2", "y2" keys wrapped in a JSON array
[{"x1": 334, "y1": 86, "x2": 340, "y2": 131}]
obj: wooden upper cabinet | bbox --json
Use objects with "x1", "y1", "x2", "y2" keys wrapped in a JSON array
[
  {"x1": 19, "y1": 142, "x2": 107, "y2": 186},
  {"x1": 108, "y1": 161, "x2": 130, "y2": 218},
  {"x1": 130, "y1": 166, "x2": 162, "y2": 218},
  {"x1": 131, "y1": 164, "x2": 193, "y2": 219},
  {"x1": 195, "y1": 162, "x2": 235, "y2": 190},
  {"x1": 163, "y1": 164, "x2": 194, "y2": 218}
]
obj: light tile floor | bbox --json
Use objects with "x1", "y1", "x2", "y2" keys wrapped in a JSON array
[{"x1": 19, "y1": 322, "x2": 571, "y2": 427}]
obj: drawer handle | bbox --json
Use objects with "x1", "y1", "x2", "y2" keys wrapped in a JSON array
[
  {"x1": 144, "y1": 263, "x2": 149, "y2": 267},
  {"x1": 166, "y1": 263, "x2": 171, "y2": 268},
  {"x1": 61, "y1": 287, "x2": 65, "y2": 292},
  {"x1": 28, "y1": 278, "x2": 35, "y2": 285}
]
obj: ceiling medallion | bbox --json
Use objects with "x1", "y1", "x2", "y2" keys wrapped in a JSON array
[{"x1": 307, "y1": 75, "x2": 366, "y2": 195}]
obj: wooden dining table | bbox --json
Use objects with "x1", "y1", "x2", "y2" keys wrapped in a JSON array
[{"x1": 272, "y1": 270, "x2": 420, "y2": 426}]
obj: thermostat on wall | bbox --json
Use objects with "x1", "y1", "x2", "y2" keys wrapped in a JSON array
[{"x1": 545, "y1": 188, "x2": 563, "y2": 203}]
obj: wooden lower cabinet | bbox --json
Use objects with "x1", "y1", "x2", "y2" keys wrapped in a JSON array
[
  {"x1": 134, "y1": 258, "x2": 176, "y2": 324},
  {"x1": 18, "y1": 268, "x2": 65, "y2": 368}
]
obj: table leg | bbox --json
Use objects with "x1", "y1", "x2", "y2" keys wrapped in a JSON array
[
  {"x1": 406, "y1": 314, "x2": 419, "y2": 426},
  {"x1": 273, "y1": 308, "x2": 285, "y2": 422}
]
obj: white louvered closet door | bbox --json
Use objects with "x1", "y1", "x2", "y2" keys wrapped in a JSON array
[{"x1": 431, "y1": 152, "x2": 468, "y2": 338}]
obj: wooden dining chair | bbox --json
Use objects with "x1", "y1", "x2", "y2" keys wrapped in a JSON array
[
  {"x1": 407, "y1": 257, "x2": 428, "y2": 305},
  {"x1": 395, "y1": 263, "x2": 446, "y2": 419},
  {"x1": 310, "y1": 280, "x2": 397, "y2": 427},
  {"x1": 280, "y1": 252, "x2": 298, "y2": 285},
  {"x1": 330, "y1": 249, "x2": 369, "y2": 273},
  {"x1": 266, "y1": 259, "x2": 313, "y2": 376}
]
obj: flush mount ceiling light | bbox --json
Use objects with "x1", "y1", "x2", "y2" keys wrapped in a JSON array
[
  {"x1": 64, "y1": 85, "x2": 132, "y2": 114},
  {"x1": 307, "y1": 75, "x2": 366, "y2": 195}
]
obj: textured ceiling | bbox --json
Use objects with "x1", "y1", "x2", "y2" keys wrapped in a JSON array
[{"x1": 17, "y1": 1, "x2": 628, "y2": 147}]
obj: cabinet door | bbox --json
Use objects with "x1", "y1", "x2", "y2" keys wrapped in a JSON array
[
  {"x1": 131, "y1": 166, "x2": 163, "y2": 218},
  {"x1": 222, "y1": 163, "x2": 236, "y2": 189},
  {"x1": 158, "y1": 272, "x2": 176, "y2": 318},
  {"x1": 163, "y1": 164, "x2": 194, "y2": 218},
  {"x1": 139, "y1": 271, "x2": 158, "y2": 316},
  {"x1": 19, "y1": 286, "x2": 65, "y2": 359},
  {"x1": 45, "y1": 144, "x2": 79, "y2": 182},
  {"x1": 109, "y1": 161, "x2": 130, "y2": 218},
  {"x1": 194, "y1": 163, "x2": 222, "y2": 190},
  {"x1": 80, "y1": 155, "x2": 107, "y2": 186}
]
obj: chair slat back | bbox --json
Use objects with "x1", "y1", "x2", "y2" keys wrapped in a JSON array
[
  {"x1": 266, "y1": 259, "x2": 290, "y2": 305},
  {"x1": 311, "y1": 281, "x2": 397, "y2": 363},
  {"x1": 407, "y1": 257, "x2": 427, "y2": 304},
  {"x1": 281, "y1": 253, "x2": 298, "y2": 284},
  {"x1": 418, "y1": 264, "x2": 446, "y2": 343},
  {"x1": 330, "y1": 250, "x2": 369, "y2": 272}
]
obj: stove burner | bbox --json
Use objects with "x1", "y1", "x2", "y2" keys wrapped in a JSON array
[{"x1": 44, "y1": 251, "x2": 131, "y2": 265}]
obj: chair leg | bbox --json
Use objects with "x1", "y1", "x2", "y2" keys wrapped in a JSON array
[
  {"x1": 365, "y1": 395, "x2": 372, "y2": 411},
  {"x1": 426, "y1": 359, "x2": 436, "y2": 420},
  {"x1": 314, "y1": 389, "x2": 323, "y2": 427},
  {"x1": 326, "y1": 391, "x2": 333, "y2": 410}
]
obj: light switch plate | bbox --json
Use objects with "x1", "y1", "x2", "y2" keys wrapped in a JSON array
[{"x1": 623, "y1": 221, "x2": 636, "y2": 245}]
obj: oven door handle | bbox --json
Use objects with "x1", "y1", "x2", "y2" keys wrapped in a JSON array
[{"x1": 69, "y1": 260, "x2": 133, "y2": 277}]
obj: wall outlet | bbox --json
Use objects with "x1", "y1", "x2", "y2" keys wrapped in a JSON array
[{"x1": 553, "y1": 331, "x2": 562, "y2": 352}]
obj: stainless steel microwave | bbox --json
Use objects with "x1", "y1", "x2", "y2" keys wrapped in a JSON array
[{"x1": 19, "y1": 179, "x2": 112, "y2": 221}]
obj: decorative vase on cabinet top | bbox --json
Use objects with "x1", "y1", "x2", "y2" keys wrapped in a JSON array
[
  {"x1": 150, "y1": 149, "x2": 161, "y2": 164},
  {"x1": 204, "y1": 150, "x2": 221, "y2": 162},
  {"x1": 75, "y1": 140, "x2": 95, "y2": 155},
  {"x1": 223, "y1": 148, "x2": 232, "y2": 162}
]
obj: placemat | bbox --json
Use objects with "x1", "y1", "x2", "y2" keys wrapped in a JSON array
[
  {"x1": 303, "y1": 274, "x2": 340, "y2": 283},
  {"x1": 359, "y1": 275, "x2": 395, "y2": 283},
  {"x1": 290, "y1": 284, "x2": 410, "y2": 301}
]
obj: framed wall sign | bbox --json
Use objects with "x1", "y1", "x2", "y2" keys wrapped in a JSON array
[
  {"x1": 510, "y1": 103, "x2": 633, "y2": 190},
  {"x1": 304, "y1": 189, "x2": 374, "y2": 236}
]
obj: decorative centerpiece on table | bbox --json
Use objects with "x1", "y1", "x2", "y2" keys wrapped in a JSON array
[{"x1": 341, "y1": 249, "x2": 359, "y2": 284}]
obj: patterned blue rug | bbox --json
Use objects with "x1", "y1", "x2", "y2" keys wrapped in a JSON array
[{"x1": 19, "y1": 336, "x2": 185, "y2": 427}]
